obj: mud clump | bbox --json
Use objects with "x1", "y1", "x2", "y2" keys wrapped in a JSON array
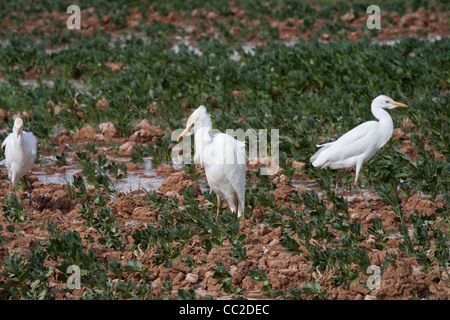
[
  {"x1": 158, "y1": 171, "x2": 201, "y2": 198},
  {"x1": 0, "y1": 171, "x2": 448, "y2": 300},
  {"x1": 155, "y1": 164, "x2": 179, "y2": 176},
  {"x1": 72, "y1": 125, "x2": 100, "y2": 143},
  {"x1": 374, "y1": 257, "x2": 429, "y2": 299},
  {"x1": 130, "y1": 119, "x2": 165, "y2": 144},
  {"x1": 118, "y1": 141, "x2": 136, "y2": 156},
  {"x1": 99, "y1": 122, "x2": 120, "y2": 139}
]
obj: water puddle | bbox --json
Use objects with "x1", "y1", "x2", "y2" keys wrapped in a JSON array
[
  {"x1": 30, "y1": 152, "x2": 381, "y2": 200},
  {"x1": 0, "y1": 152, "x2": 383, "y2": 204},
  {"x1": 291, "y1": 177, "x2": 380, "y2": 202},
  {"x1": 0, "y1": 78, "x2": 89, "y2": 91},
  {"x1": 33, "y1": 154, "x2": 169, "y2": 193},
  {"x1": 291, "y1": 178, "x2": 319, "y2": 191},
  {"x1": 370, "y1": 33, "x2": 444, "y2": 46}
]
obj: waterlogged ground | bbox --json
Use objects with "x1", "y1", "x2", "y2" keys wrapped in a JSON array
[
  {"x1": 0, "y1": 1, "x2": 449, "y2": 300},
  {"x1": 0, "y1": 153, "x2": 448, "y2": 300}
]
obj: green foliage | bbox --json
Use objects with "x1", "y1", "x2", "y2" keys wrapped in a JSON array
[
  {"x1": 0, "y1": 247, "x2": 53, "y2": 300},
  {"x1": 2, "y1": 194, "x2": 26, "y2": 224},
  {"x1": 368, "y1": 218, "x2": 389, "y2": 251},
  {"x1": 287, "y1": 281, "x2": 329, "y2": 300},
  {"x1": 247, "y1": 266, "x2": 283, "y2": 298},
  {"x1": 0, "y1": 0, "x2": 448, "y2": 300},
  {"x1": 79, "y1": 202, "x2": 124, "y2": 250},
  {"x1": 212, "y1": 262, "x2": 242, "y2": 296},
  {"x1": 73, "y1": 151, "x2": 127, "y2": 197}
]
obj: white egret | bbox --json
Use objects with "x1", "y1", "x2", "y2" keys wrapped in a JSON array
[
  {"x1": 177, "y1": 105, "x2": 247, "y2": 219},
  {"x1": 310, "y1": 95, "x2": 408, "y2": 207},
  {"x1": 2, "y1": 118, "x2": 38, "y2": 201}
]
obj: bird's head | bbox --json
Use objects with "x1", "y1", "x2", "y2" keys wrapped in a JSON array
[
  {"x1": 373, "y1": 95, "x2": 408, "y2": 110},
  {"x1": 13, "y1": 118, "x2": 24, "y2": 138},
  {"x1": 177, "y1": 105, "x2": 210, "y2": 141}
]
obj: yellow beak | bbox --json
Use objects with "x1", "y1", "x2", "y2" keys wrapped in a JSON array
[
  {"x1": 389, "y1": 101, "x2": 408, "y2": 108},
  {"x1": 17, "y1": 127, "x2": 22, "y2": 137},
  {"x1": 177, "y1": 125, "x2": 193, "y2": 142}
]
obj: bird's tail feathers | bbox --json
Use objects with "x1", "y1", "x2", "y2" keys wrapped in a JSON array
[
  {"x1": 316, "y1": 141, "x2": 333, "y2": 148},
  {"x1": 310, "y1": 141, "x2": 334, "y2": 167},
  {"x1": 310, "y1": 148, "x2": 329, "y2": 168}
]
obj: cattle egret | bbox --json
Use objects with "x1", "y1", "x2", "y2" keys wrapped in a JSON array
[
  {"x1": 177, "y1": 105, "x2": 247, "y2": 219},
  {"x1": 2, "y1": 118, "x2": 38, "y2": 201},
  {"x1": 310, "y1": 95, "x2": 408, "y2": 207}
]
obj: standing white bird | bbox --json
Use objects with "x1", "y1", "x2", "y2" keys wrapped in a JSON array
[
  {"x1": 310, "y1": 95, "x2": 408, "y2": 207},
  {"x1": 177, "y1": 105, "x2": 247, "y2": 219},
  {"x1": 2, "y1": 118, "x2": 38, "y2": 200}
]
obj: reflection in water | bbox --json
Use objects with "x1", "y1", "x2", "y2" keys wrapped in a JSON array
[
  {"x1": 33, "y1": 156, "x2": 168, "y2": 193},
  {"x1": 27, "y1": 154, "x2": 381, "y2": 200}
]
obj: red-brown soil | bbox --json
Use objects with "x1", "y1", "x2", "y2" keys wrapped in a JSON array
[
  {"x1": 0, "y1": 5, "x2": 448, "y2": 48},
  {"x1": 0, "y1": 134, "x2": 448, "y2": 299},
  {"x1": 0, "y1": 2, "x2": 449, "y2": 301}
]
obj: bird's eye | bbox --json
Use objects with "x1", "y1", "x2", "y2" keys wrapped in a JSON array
[{"x1": 385, "y1": 100, "x2": 389, "y2": 103}]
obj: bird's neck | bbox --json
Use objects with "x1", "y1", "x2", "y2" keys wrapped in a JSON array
[
  {"x1": 14, "y1": 133, "x2": 23, "y2": 146},
  {"x1": 194, "y1": 126, "x2": 212, "y2": 163},
  {"x1": 194, "y1": 126, "x2": 212, "y2": 142},
  {"x1": 372, "y1": 105, "x2": 394, "y2": 144}
]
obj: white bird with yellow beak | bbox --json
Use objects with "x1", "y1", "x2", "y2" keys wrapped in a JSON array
[
  {"x1": 2, "y1": 117, "x2": 38, "y2": 199},
  {"x1": 177, "y1": 106, "x2": 246, "y2": 219},
  {"x1": 310, "y1": 95, "x2": 408, "y2": 207}
]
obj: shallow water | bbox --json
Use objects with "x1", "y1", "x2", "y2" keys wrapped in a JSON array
[
  {"x1": 0, "y1": 78, "x2": 88, "y2": 91},
  {"x1": 291, "y1": 177, "x2": 380, "y2": 202},
  {"x1": 3, "y1": 151, "x2": 384, "y2": 200},
  {"x1": 30, "y1": 155, "x2": 381, "y2": 199},
  {"x1": 32, "y1": 155, "x2": 168, "y2": 193}
]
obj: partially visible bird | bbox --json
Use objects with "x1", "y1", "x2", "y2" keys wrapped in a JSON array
[
  {"x1": 2, "y1": 117, "x2": 38, "y2": 201},
  {"x1": 177, "y1": 105, "x2": 247, "y2": 219},
  {"x1": 310, "y1": 95, "x2": 408, "y2": 207}
]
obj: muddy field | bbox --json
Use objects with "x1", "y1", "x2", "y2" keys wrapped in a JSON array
[
  {"x1": 0, "y1": 120, "x2": 448, "y2": 300},
  {"x1": 0, "y1": 1, "x2": 449, "y2": 301}
]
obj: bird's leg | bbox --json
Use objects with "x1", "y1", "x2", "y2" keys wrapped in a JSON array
[
  {"x1": 353, "y1": 163, "x2": 372, "y2": 209},
  {"x1": 335, "y1": 169, "x2": 344, "y2": 196},
  {"x1": 235, "y1": 198, "x2": 241, "y2": 219},
  {"x1": 23, "y1": 176, "x2": 41, "y2": 205},
  {"x1": 23, "y1": 175, "x2": 32, "y2": 197},
  {"x1": 353, "y1": 175, "x2": 372, "y2": 209},
  {"x1": 216, "y1": 194, "x2": 221, "y2": 223}
]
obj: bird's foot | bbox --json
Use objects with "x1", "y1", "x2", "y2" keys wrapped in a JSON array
[
  {"x1": 365, "y1": 201, "x2": 377, "y2": 213},
  {"x1": 27, "y1": 193, "x2": 43, "y2": 208}
]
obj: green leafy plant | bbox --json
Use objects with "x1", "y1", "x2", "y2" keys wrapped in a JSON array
[
  {"x1": 79, "y1": 202, "x2": 124, "y2": 250},
  {"x1": 2, "y1": 194, "x2": 26, "y2": 224},
  {"x1": 247, "y1": 266, "x2": 283, "y2": 298},
  {"x1": 287, "y1": 281, "x2": 329, "y2": 300},
  {"x1": 368, "y1": 217, "x2": 389, "y2": 251},
  {"x1": 212, "y1": 262, "x2": 242, "y2": 296}
]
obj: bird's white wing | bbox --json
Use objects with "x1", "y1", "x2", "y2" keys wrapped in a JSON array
[
  {"x1": 311, "y1": 121, "x2": 380, "y2": 167},
  {"x1": 1, "y1": 133, "x2": 13, "y2": 174},
  {"x1": 215, "y1": 133, "x2": 247, "y2": 208},
  {"x1": 227, "y1": 139, "x2": 247, "y2": 213},
  {"x1": 1, "y1": 133, "x2": 12, "y2": 150},
  {"x1": 227, "y1": 139, "x2": 247, "y2": 187},
  {"x1": 23, "y1": 131, "x2": 38, "y2": 158}
]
